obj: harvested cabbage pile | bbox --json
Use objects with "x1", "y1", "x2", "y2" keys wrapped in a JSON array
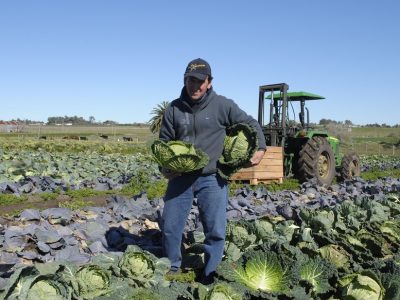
[{"x1": 151, "y1": 140, "x2": 209, "y2": 173}]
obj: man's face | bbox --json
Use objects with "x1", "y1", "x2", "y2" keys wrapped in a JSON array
[{"x1": 185, "y1": 76, "x2": 212, "y2": 101}]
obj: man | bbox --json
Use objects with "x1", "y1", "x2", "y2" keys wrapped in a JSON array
[{"x1": 159, "y1": 58, "x2": 266, "y2": 284}]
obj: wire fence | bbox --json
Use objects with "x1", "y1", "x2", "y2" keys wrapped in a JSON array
[
  {"x1": 0, "y1": 125, "x2": 155, "y2": 144},
  {"x1": 347, "y1": 142, "x2": 400, "y2": 156},
  {"x1": 322, "y1": 124, "x2": 400, "y2": 157}
]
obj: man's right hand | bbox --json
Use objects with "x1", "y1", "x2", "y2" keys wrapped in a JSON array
[{"x1": 160, "y1": 168, "x2": 181, "y2": 180}]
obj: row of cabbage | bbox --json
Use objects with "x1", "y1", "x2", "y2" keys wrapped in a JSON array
[
  {"x1": 217, "y1": 193, "x2": 400, "y2": 299},
  {"x1": 360, "y1": 154, "x2": 400, "y2": 171},
  {"x1": 0, "y1": 149, "x2": 157, "y2": 193},
  {"x1": 1, "y1": 145, "x2": 399, "y2": 196},
  {"x1": 1, "y1": 178, "x2": 400, "y2": 299},
  {"x1": 0, "y1": 140, "x2": 146, "y2": 155}
]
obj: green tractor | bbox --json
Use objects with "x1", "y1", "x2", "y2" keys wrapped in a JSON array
[{"x1": 258, "y1": 83, "x2": 360, "y2": 185}]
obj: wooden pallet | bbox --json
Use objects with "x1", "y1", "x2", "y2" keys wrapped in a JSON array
[{"x1": 229, "y1": 146, "x2": 284, "y2": 185}]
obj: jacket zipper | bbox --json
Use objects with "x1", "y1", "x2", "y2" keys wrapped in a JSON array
[{"x1": 193, "y1": 113, "x2": 196, "y2": 143}]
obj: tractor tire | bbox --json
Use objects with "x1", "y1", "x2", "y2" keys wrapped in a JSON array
[
  {"x1": 340, "y1": 152, "x2": 361, "y2": 180},
  {"x1": 297, "y1": 136, "x2": 336, "y2": 185}
]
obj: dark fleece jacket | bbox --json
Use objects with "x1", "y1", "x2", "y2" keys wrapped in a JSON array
[{"x1": 159, "y1": 87, "x2": 266, "y2": 175}]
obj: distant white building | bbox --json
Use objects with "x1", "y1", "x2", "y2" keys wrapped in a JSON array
[{"x1": 0, "y1": 121, "x2": 19, "y2": 132}]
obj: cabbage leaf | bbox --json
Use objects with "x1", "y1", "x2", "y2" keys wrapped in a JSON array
[
  {"x1": 217, "y1": 123, "x2": 258, "y2": 179},
  {"x1": 151, "y1": 140, "x2": 209, "y2": 173}
]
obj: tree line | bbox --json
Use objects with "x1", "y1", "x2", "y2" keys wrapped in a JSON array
[
  {"x1": 318, "y1": 119, "x2": 399, "y2": 128},
  {"x1": 3, "y1": 116, "x2": 399, "y2": 128},
  {"x1": 5, "y1": 116, "x2": 147, "y2": 126}
]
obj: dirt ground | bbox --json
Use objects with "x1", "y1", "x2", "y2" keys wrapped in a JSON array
[{"x1": 0, "y1": 194, "x2": 110, "y2": 218}]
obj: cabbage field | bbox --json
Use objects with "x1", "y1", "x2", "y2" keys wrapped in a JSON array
[{"x1": 0, "y1": 139, "x2": 400, "y2": 299}]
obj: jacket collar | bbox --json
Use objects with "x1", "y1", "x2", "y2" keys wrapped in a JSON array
[{"x1": 180, "y1": 87, "x2": 214, "y2": 111}]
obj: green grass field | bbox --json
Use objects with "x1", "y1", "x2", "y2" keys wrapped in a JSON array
[
  {"x1": 324, "y1": 125, "x2": 400, "y2": 156},
  {"x1": 0, "y1": 124, "x2": 156, "y2": 144},
  {"x1": 1, "y1": 124, "x2": 399, "y2": 156}
]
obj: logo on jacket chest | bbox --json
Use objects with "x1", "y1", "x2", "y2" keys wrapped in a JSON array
[
  {"x1": 179, "y1": 113, "x2": 191, "y2": 126},
  {"x1": 177, "y1": 114, "x2": 215, "y2": 130}
]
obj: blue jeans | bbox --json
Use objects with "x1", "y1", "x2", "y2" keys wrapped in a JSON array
[{"x1": 161, "y1": 173, "x2": 228, "y2": 276}]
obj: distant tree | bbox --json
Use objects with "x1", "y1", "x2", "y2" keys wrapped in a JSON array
[
  {"x1": 132, "y1": 122, "x2": 148, "y2": 127},
  {"x1": 319, "y1": 118, "x2": 329, "y2": 125},
  {"x1": 319, "y1": 118, "x2": 338, "y2": 125},
  {"x1": 148, "y1": 101, "x2": 170, "y2": 134},
  {"x1": 10, "y1": 118, "x2": 43, "y2": 125},
  {"x1": 103, "y1": 120, "x2": 118, "y2": 125},
  {"x1": 89, "y1": 116, "x2": 96, "y2": 124},
  {"x1": 364, "y1": 123, "x2": 381, "y2": 127},
  {"x1": 47, "y1": 115, "x2": 91, "y2": 125},
  {"x1": 344, "y1": 120, "x2": 353, "y2": 126}
]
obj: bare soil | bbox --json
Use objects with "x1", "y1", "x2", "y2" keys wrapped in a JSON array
[{"x1": 0, "y1": 194, "x2": 111, "y2": 217}]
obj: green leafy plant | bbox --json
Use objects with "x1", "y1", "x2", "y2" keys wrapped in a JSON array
[
  {"x1": 27, "y1": 273, "x2": 72, "y2": 300},
  {"x1": 218, "y1": 251, "x2": 289, "y2": 293},
  {"x1": 122, "y1": 176, "x2": 169, "y2": 201},
  {"x1": 119, "y1": 169, "x2": 153, "y2": 196},
  {"x1": 198, "y1": 282, "x2": 243, "y2": 300},
  {"x1": 318, "y1": 244, "x2": 352, "y2": 271},
  {"x1": 71, "y1": 264, "x2": 111, "y2": 299},
  {"x1": 217, "y1": 123, "x2": 258, "y2": 179},
  {"x1": 339, "y1": 270, "x2": 384, "y2": 300},
  {"x1": 40, "y1": 192, "x2": 60, "y2": 202},
  {"x1": 361, "y1": 168, "x2": 400, "y2": 181},
  {"x1": 164, "y1": 269, "x2": 196, "y2": 283},
  {"x1": 151, "y1": 140, "x2": 209, "y2": 173},
  {"x1": 114, "y1": 245, "x2": 170, "y2": 288},
  {"x1": 148, "y1": 101, "x2": 170, "y2": 135},
  {"x1": 126, "y1": 288, "x2": 163, "y2": 300},
  {"x1": 297, "y1": 256, "x2": 336, "y2": 295},
  {"x1": 0, "y1": 194, "x2": 27, "y2": 206},
  {"x1": 265, "y1": 178, "x2": 300, "y2": 192},
  {"x1": 146, "y1": 179, "x2": 168, "y2": 200},
  {"x1": 0, "y1": 265, "x2": 72, "y2": 300}
]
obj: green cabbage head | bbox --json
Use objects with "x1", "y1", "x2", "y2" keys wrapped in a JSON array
[
  {"x1": 116, "y1": 245, "x2": 170, "y2": 287},
  {"x1": 319, "y1": 244, "x2": 351, "y2": 271},
  {"x1": 72, "y1": 264, "x2": 111, "y2": 299},
  {"x1": 219, "y1": 251, "x2": 288, "y2": 293},
  {"x1": 0, "y1": 265, "x2": 71, "y2": 300},
  {"x1": 339, "y1": 271, "x2": 384, "y2": 300},
  {"x1": 223, "y1": 130, "x2": 249, "y2": 161},
  {"x1": 27, "y1": 275, "x2": 70, "y2": 300},
  {"x1": 199, "y1": 282, "x2": 243, "y2": 300},
  {"x1": 217, "y1": 123, "x2": 258, "y2": 179},
  {"x1": 151, "y1": 140, "x2": 209, "y2": 173},
  {"x1": 298, "y1": 256, "x2": 335, "y2": 295}
]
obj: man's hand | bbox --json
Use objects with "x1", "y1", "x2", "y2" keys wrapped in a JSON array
[
  {"x1": 250, "y1": 149, "x2": 265, "y2": 166},
  {"x1": 160, "y1": 168, "x2": 181, "y2": 180}
]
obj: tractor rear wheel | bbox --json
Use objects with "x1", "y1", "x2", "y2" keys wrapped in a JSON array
[
  {"x1": 297, "y1": 136, "x2": 336, "y2": 185},
  {"x1": 340, "y1": 152, "x2": 361, "y2": 180}
]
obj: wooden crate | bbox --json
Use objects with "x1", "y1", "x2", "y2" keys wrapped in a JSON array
[{"x1": 229, "y1": 146, "x2": 284, "y2": 185}]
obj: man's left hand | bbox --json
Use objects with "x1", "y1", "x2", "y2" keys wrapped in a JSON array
[{"x1": 250, "y1": 150, "x2": 265, "y2": 166}]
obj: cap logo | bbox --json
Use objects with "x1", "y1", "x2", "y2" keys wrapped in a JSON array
[{"x1": 188, "y1": 63, "x2": 206, "y2": 72}]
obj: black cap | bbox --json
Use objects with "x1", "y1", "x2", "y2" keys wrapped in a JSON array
[{"x1": 184, "y1": 58, "x2": 212, "y2": 81}]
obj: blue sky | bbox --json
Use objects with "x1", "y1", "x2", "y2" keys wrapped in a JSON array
[{"x1": 1, "y1": 1, "x2": 399, "y2": 125}]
